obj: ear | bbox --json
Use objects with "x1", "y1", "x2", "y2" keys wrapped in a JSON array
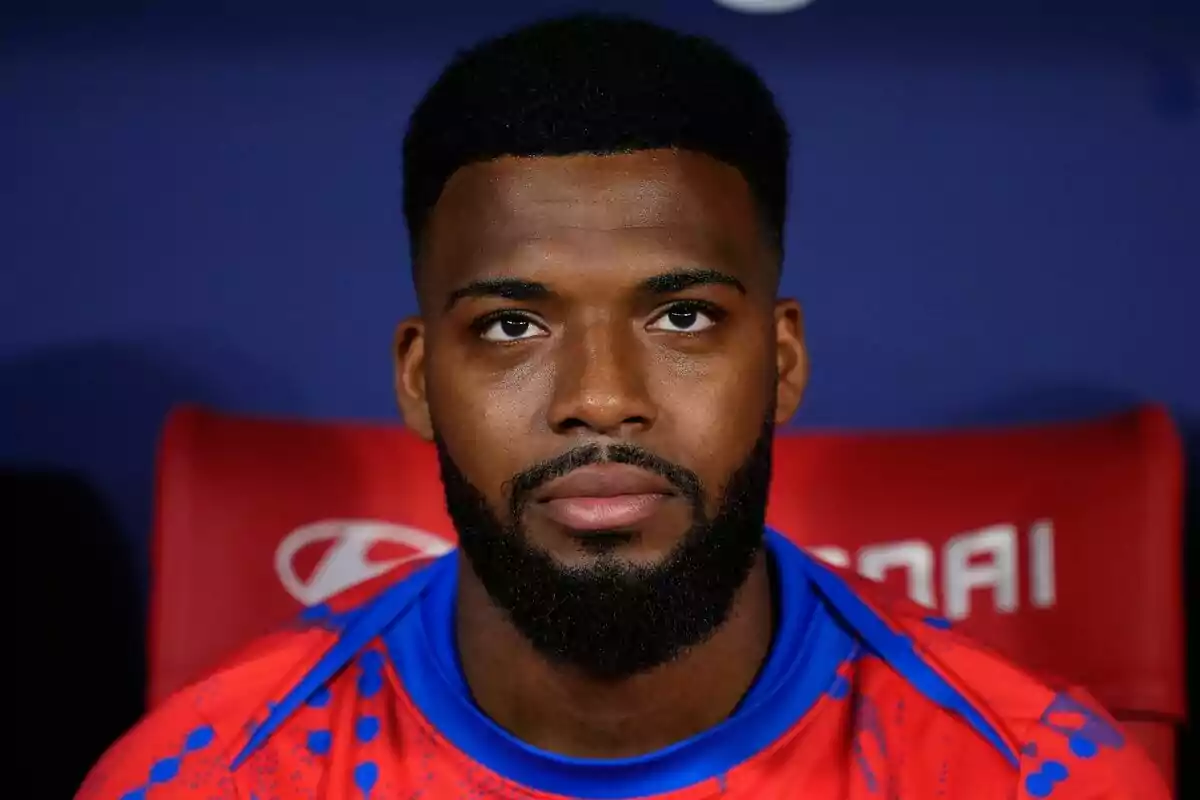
[
  {"x1": 394, "y1": 317, "x2": 434, "y2": 440},
  {"x1": 773, "y1": 299, "x2": 808, "y2": 425}
]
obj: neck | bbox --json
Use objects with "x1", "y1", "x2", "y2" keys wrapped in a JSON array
[{"x1": 454, "y1": 550, "x2": 775, "y2": 760}]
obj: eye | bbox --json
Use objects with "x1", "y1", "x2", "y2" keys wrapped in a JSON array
[
  {"x1": 477, "y1": 312, "x2": 548, "y2": 343},
  {"x1": 647, "y1": 301, "x2": 723, "y2": 334}
]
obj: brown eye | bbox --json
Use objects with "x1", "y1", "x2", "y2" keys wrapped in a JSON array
[
  {"x1": 479, "y1": 313, "x2": 548, "y2": 343},
  {"x1": 647, "y1": 302, "x2": 721, "y2": 333}
]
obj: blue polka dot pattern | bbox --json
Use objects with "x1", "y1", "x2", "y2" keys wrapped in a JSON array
[
  {"x1": 358, "y1": 650, "x2": 385, "y2": 699},
  {"x1": 1025, "y1": 772, "x2": 1053, "y2": 797},
  {"x1": 355, "y1": 715, "x2": 380, "y2": 743},
  {"x1": 185, "y1": 726, "x2": 215, "y2": 751},
  {"x1": 1019, "y1": 692, "x2": 1129, "y2": 797},
  {"x1": 114, "y1": 725, "x2": 216, "y2": 798},
  {"x1": 307, "y1": 729, "x2": 333, "y2": 756},
  {"x1": 1039, "y1": 692, "x2": 1125, "y2": 752},
  {"x1": 1069, "y1": 733, "x2": 1099, "y2": 759},
  {"x1": 354, "y1": 761, "x2": 379, "y2": 796},
  {"x1": 1033, "y1": 689, "x2": 1124, "y2": 792},
  {"x1": 1025, "y1": 760, "x2": 1070, "y2": 797},
  {"x1": 358, "y1": 672, "x2": 383, "y2": 697},
  {"x1": 149, "y1": 757, "x2": 180, "y2": 783}
]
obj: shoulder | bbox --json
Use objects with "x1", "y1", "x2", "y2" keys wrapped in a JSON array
[
  {"x1": 77, "y1": 559, "x2": 441, "y2": 799},
  {"x1": 76, "y1": 627, "x2": 336, "y2": 799},
  {"x1": 1012, "y1": 687, "x2": 1172, "y2": 798},
  {"x1": 845, "y1": 570, "x2": 1172, "y2": 799}
]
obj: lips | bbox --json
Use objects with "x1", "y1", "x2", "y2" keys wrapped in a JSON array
[{"x1": 534, "y1": 464, "x2": 675, "y2": 531}]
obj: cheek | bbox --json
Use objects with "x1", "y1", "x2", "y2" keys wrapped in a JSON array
[
  {"x1": 652, "y1": 348, "x2": 774, "y2": 479},
  {"x1": 427, "y1": 351, "x2": 555, "y2": 479}
]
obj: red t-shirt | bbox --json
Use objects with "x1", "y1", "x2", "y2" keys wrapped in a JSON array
[{"x1": 78, "y1": 531, "x2": 1169, "y2": 799}]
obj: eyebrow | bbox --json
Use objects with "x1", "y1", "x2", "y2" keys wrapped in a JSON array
[
  {"x1": 443, "y1": 267, "x2": 746, "y2": 312},
  {"x1": 444, "y1": 278, "x2": 553, "y2": 312},
  {"x1": 640, "y1": 268, "x2": 746, "y2": 296}
]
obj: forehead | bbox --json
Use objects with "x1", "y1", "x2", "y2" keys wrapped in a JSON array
[{"x1": 417, "y1": 149, "x2": 771, "y2": 297}]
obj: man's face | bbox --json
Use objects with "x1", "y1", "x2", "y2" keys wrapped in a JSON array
[{"x1": 395, "y1": 149, "x2": 807, "y2": 680}]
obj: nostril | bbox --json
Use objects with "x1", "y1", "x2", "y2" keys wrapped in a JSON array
[{"x1": 556, "y1": 417, "x2": 590, "y2": 433}]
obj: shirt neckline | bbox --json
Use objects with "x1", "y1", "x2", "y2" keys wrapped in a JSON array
[{"x1": 383, "y1": 530, "x2": 854, "y2": 799}]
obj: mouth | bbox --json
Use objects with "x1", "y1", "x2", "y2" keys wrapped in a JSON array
[{"x1": 533, "y1": 464, "x2": 676, "y2": 532}]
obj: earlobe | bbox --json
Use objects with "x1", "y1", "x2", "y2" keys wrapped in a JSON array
[
  {"x1": 773, "y1": 300, "x2": 808, "y2": 424},
  {"x1": 394, "y1": 318, "x2": 434, "y2": 440}
]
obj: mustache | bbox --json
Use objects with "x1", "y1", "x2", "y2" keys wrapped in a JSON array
[{"x1": 506, "y1": 443, "x2": 703, "y2": 519}]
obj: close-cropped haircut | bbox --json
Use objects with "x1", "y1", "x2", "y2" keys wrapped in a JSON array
[{"x1": 402, "y1": 13, "x2": 791, "y2": 273}]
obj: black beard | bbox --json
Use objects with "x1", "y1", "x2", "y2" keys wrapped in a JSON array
[{"x1": 435, "y1": 418, "x2": 775, "y2": 682}]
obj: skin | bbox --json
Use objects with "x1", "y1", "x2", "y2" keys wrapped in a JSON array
[{"x1": 394, "y1": 148, "x2": 809, "y2": 759}]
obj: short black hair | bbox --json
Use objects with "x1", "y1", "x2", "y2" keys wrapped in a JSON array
[{"x1": 402, "y1": 13, "x2": 791, "y2": 270}]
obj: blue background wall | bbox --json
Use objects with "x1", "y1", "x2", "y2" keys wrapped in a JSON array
[{"x1": 2, "y1": 0, "x2": 1196, "y2": 789}]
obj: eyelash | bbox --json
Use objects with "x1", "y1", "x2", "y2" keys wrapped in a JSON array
[
  {"x1": 468, "y1": 309, "x2": 540, "y2": 337},
  {"x1": 468, "y1": 300, "x2": 727, "y2": 337},
  {"x1": 659, "y1": 299, "x2": 727, "y2": 326}
]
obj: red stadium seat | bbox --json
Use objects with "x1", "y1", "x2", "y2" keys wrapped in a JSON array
[{"x1": 150, "y1": 404, "x2": 1186, "y2": 789}]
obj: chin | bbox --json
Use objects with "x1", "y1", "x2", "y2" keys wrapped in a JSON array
[{"x1": 527, "y1": 522, "x2": 685, "y2": 562}]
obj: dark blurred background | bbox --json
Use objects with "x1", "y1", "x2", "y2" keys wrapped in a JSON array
[{"x1": 2, "y1": 0, "x2": 1196, "y2": 795}]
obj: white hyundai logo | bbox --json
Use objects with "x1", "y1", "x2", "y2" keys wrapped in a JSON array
[{"x1": 275, "y1": 519, "x2": 455, "y2": 606}]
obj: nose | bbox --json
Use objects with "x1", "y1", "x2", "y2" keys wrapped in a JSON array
[{"x1": 547, "y1": 319, "x2": 657, "y2": 439}]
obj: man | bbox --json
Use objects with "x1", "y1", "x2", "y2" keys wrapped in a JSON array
[{"x1": 79, "y1": 14, "x2": 1168, "y2": 800}]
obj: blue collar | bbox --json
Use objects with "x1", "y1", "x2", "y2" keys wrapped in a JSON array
[
  {"x1": 382, "y1": 530, "x2": 853, "y2": 798},
  {"x1": 233, "y1": 529, "x2": 1017, "y2": 792}
]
